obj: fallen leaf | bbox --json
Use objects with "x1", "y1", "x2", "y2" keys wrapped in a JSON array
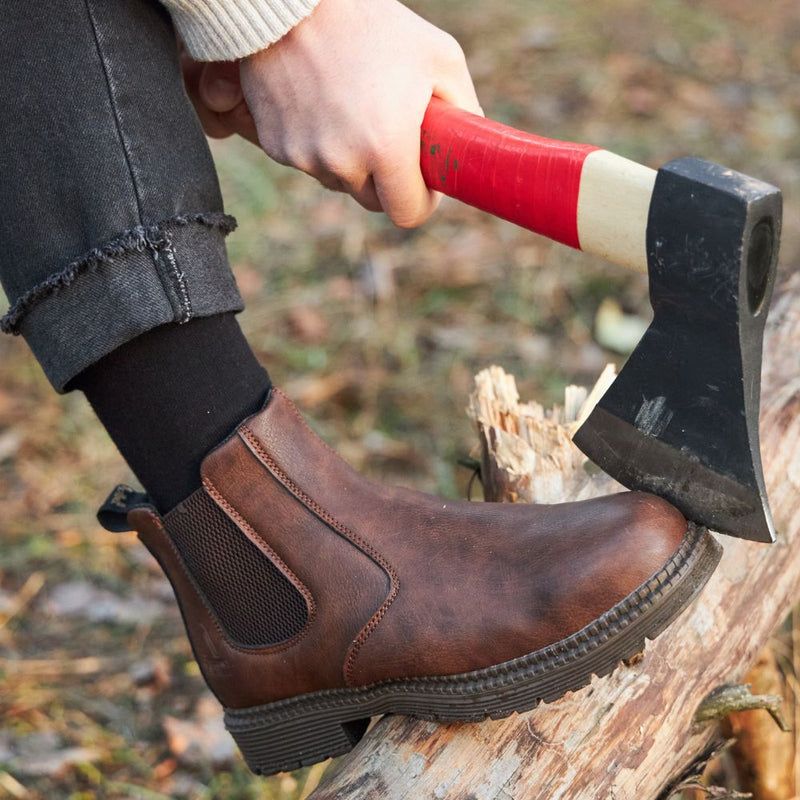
[
  {"x1": 44, "y1": 580, "x2": 164, "y2": 625},
  {"x1": 287, "y1": 305, "x2": 329, "y2": 343},
  {"x1": 14, "y1": 747, "x2": 101, "y2": 778},
  {"x1": 163, "y1": 697, "x2": 236, "y2": 768},
  {"x1": 8, "y1": 733, "x2": 101, "y2": 778},
  {"x1": 594, "y1": 298, "x2": 649, "y2": 354}
]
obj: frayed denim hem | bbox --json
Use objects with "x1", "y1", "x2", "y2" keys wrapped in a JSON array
[{"x1": 1, "y1": 211, "x2": 236, "y2": 335}]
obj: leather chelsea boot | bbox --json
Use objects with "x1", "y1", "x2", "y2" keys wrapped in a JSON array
[{"x1": 100, "y1": 387, "x2": 721, "y2": 775}]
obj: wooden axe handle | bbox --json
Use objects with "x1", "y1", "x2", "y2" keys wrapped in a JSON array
[{"x1": 420, "y1": 97, "x2": 656, "y2": 273}]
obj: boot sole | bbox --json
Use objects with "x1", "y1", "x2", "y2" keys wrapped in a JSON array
[{"x1": 224, "y1": 523, "x2": 721, "y2": 775}]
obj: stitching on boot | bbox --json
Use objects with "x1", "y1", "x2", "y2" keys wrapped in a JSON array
[
  {"x1": 0, "y1": 211, "x2": 236, "y2": 334},
  {"x1": 238, "y1": 424, "x2": 401, "y2": 688}
]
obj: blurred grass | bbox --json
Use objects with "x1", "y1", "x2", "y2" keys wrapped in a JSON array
[{"x1": 1, "y1": 1, "x2": 799, "y2": 797}]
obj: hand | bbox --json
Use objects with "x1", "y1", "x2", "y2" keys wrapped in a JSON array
[
  {"x1": 239, "y1": 0, "x2": 482, "y2": 227},
  {"x1": 180, "y1": 49, "x2": 258, "y2": 143}
]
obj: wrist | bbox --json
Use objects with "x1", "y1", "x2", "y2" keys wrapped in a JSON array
[{"x1": 163, "y1": 0, "x2": 324, "y2": 61}]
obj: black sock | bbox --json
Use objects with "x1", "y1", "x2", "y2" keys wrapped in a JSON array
[{"x1": 72, "y1": 313, "x2": 271, "y2": 512}]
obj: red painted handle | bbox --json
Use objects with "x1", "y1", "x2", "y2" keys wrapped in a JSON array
[{"x1": 420, "y1": 98, "x2": 599, "y2": 250}]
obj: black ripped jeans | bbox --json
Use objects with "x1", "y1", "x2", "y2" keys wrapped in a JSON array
[{"x1": 0, "y1": 0, "x2": 243, "y2": 391}]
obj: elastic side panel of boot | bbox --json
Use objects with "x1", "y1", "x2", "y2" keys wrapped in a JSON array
[{"x1": 165, "y1": 489, "x2": 308, "y2": 648}]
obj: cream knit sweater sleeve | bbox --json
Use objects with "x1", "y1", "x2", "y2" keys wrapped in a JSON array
[{"x1": 162, "y1": 0, "x2": 323, "y2": 61}]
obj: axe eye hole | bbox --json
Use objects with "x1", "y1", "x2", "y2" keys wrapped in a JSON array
[{"x1": 747, "y1": 218, "x2": 773, "y2": 316}]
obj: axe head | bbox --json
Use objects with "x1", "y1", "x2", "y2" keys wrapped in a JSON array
[{"x1": 573, "y1": 158, "x2": 781, "y2": 542}]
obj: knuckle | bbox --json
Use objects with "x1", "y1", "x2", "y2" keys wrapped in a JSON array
[
  {"x1": 313, "y1": 143, "x2": 344, "y2": 175},
  {"x1": 393, "y1": 214, "x2": 423, "y2": 229},
  {"x1": 271, "y1": 138, "x2": 310, "y2": 172},
  {"x1": 359, "y1": 123, "x2": 394, "y2": 163},
  {"x1": 314, "y1": 145, "x2": 359, "y2": 187},
  {"x1": 438, "y1": 32, "x2": 467, "y2": 65},
  {"x1": 383, "y1": 190, "x2": 432, "y2": 229},
  {"x1": 393, "y1": 207, "x2": 429, "y2": 228}
]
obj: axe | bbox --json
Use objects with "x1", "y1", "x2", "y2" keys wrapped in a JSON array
[{"x1": 420, "y1": 98, "x2": 781, "y2": 543}]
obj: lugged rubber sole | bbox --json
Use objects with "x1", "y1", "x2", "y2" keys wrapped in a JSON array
[{"x1": 224, "y1": 524, "x2": 721, "y2": 776}]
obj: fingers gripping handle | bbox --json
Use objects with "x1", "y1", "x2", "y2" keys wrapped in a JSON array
[{"x1": 420, "y1": 98, "x2": 656, "y2": 273}]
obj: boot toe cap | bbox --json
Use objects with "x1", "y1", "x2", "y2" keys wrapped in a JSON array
[{"x1": 583, "y1": 491, "x2": 690, "y2": 611}]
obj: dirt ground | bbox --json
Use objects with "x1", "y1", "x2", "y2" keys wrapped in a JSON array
[{"x1": 1, "y1": 1, "x2": 799, "y2": 798}]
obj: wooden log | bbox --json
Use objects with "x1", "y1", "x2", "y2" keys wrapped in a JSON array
[{"x1": 310, "y1": 273, "x2": 800, "y2": 800}]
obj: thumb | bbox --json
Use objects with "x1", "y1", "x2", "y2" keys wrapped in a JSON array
[{"x1": 199, "y1": 62, "x2": 243, "y2": 113}]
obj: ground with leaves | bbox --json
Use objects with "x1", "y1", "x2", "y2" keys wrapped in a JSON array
[{"x1": 2, "y1": 1, "x2": 799, "y2": 798}]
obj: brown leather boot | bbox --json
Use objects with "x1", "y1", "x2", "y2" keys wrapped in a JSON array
[{"x1": 101, "y1": 387, "x2": 721, "y2": 775}]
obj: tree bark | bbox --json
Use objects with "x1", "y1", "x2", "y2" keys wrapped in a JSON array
[{"x1": 311, "y1": 272, "x2": 800, "y2": 800}]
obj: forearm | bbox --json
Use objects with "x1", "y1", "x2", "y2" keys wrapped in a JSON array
[{"x1": 161, "y1": 0, "x2": 322, "y2": 60}]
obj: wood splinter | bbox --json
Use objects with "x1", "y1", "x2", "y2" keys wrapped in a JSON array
[{"x1": 694, "y1": 684, "x2": 789, "y2": 732}]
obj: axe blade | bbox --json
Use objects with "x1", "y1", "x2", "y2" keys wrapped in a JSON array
[{"x1": 573, "y1": 158, "x2": 781, "y2": 542}]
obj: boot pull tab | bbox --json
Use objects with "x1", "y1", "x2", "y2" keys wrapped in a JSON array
[{"x1": 97, "y1": 484, "x2": 154, "y2": 532}]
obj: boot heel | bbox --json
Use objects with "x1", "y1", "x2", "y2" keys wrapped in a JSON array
[{"x1": 224, "y1": 704, "x2": 370, "y2": 775}]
